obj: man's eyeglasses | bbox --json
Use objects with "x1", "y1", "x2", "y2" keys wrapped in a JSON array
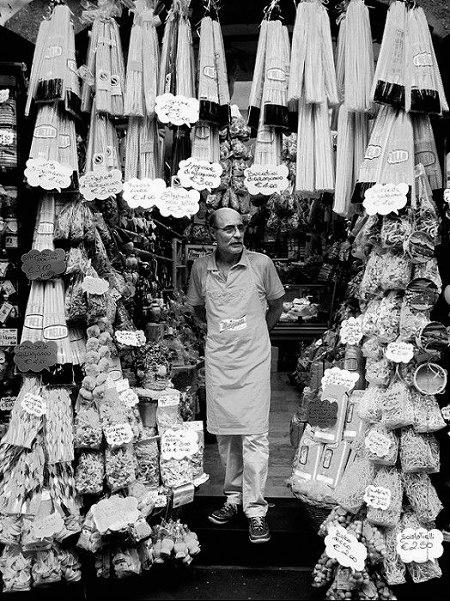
[{"x1": 214, "y1": 224, "x2": 246, "y2": 235}]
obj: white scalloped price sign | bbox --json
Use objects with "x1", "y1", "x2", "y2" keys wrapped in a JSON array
[
  {"x1": 322, "y1": 367, "x2": 359, "y2": 391},
  {"x1": 156, "y1": 93, "x2": 199, "y2": 127},
  {"x1": 123, "y1": 178, "x2": 166, "y2": 209},
  {"x1": 21, "y1": 393, "x2": 47, "y2": 417},
  {"x1": 340, "y1": 316, "x2": 363, "y2": 346},
  {"x1": 158, "y1": 186, "x2": 200, "y2": 218},
  {"x1": 363, "y1": 183, "x2": 409, "y2": 216},
  {"x1": 115, "y1": 330, "x2": 146, "y2": 347},
  {"x1": 177, "y1": 158, "x2": 223, "y2": 192},
  {"x1": 79, "y1": 169, "x2": 123, "y2": 201},
  {"x1": 385, "y1": 341, "x2": 414, "y2": 364},
  {"x1": 364, "y1": 485, "x2": 391, "y2": 510},
  {"x1": 82, "y1": 276, "x2": 109, "y2": 295},
  {"x1": 104, "y1": 423, "x2": 133, "y2": 447},
  {"x1": 25, "y1": 158, "x2": 73, "y2": 191},
  {"x1": 325, "y1": 524, "x2": 367, "y2": 572},
  {"x1": 364, "y1": 429, "x2": 392, "y2": 458},
  {"x1": 244, "y1": 163, "x2": 289, "y2": 196},
  {"x1": 396, "y1": 528, "x2": 443, "y2": 563},
  {"x1": 160, "y1": 428, "x2": 199, "y2": 461}
]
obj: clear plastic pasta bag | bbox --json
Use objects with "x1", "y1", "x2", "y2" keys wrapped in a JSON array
[
  {"x1": 400, "y1": 427, "x2": 440, "y2": 473},
  {"x1": 365, "y1": 424, "x2": 399, "y2": 466},
  {"x1": 381, "y1": 214, "x2": 413, "y2": 250},
  {"x1": 381, "y1": 380, "x2": 415, "y2": 431},
  {"x1": 402, "y1": 472, "x2": 443, "y2": 524},
  {"x1": 0, "y1": 545, "x2": 32, "y2": 592},
  {"x1": 361, "y1": 299, "x2": 382, "y2": 338},
  {"x1": 134, "y1": 438, "x2": 160, "y2": 488},
  {"x1": 105, "y1": 445, "x2": 136, "y2": 491},
  {"x1": 360, "y1": 252, "x2": 384, "y2": 299},
  {"x1": 399, "y1": 298, "x2": 430, "y2": 341},
  {"x1": 366, "y1": 467, "x2": 402, "y2": 528},
  {"x1": 379, "y1": 252, "x2": 412, "y2": 291},
  {"x1": 361, "y1": 337, "x2": 384, "y2": 360},
  {"x1": 365, "y1": 358, "x2": 393, "y2": 387},
  {"x1": 383, "y1": 525, "x2": 406, "y2": 585},
  {"x1": 75, "y1": 451, "x2": 104, "y2": 495},
  {"x1": 357, "y1": 385, "x2": 383, "y2": 423},
  {"x1": 411, "y1": 391, "x2": 446, "y2": 433},
  {"x1": 334, "y1": 454, "x2": 375, "y2": 514},
  {"x1": 376, "y1": 292, "x2": 402, "y2": 343},
  {"x1": 74, "y1": 403, "x2": 102, "y2": 449}
]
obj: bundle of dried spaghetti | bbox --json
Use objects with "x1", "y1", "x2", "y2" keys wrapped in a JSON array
[
  {"x1": 21, "y1": 282, "x2": 45, "y2": 344},
  {"x1": 333, "y1": 108, "x2": 370, "y2": 214},
  {"x1": 405, "y1": 6, "x2": 448, "y2": 114},
  {"x1": 32, "y1": 194, "x2": 55, "y2": 251},
  {"x1": 412, "y1": 114, "x2": 443, "y2": 190},
  {"x1": 43, "y1": 279, "x2": 73, "y2": 365},
  {"x1": 198, "y1": 12, "x2": 219, "y2": 123},
  {"x1": 158, "y1": 3, "x2": 178, "y2": 95},
  {"x1": 44, "y1": 388, "x2": 74, "y2": 464},
  {"x1": 212, "y1": 5, "x2": 230, "y2": 126},
  {"x1": 247, "y1": 17, "x2": 268, "y2": 130},
  {"x1": 125, "y1": 116, "x2": 163, "y2": 179},
  {"x1": 191, "y1": 123, "x2": 220, "y2": 163},
  {"x1": 288, "y1": 0, "x2": 338, "y2": 108},
  {"x1": 371, "y1": 1, "x2": 407, "y2": 108},
  {"x1": 85, "y1": 102, "x2": 121, "y2": 172},
  {"x1": 25, "y1": 3, "x2": 80, "y2": 117},
  {"x1": 29, "y1": 104, "x2": 78, "y2": 177},
  {"x1": 1, "y1": 377, "x2": 45, "y2": 449},
  {"x1": 69, "y1": 328, "x2": 86, "y2": 366},
  {"x1": 125, "y1": 1, "x2": 160, "y2": 116},
  {"x1": 48, "y1": 463, "x2": 80, "y2": 519},
  {"x1": 262, "y1": 18, "x2": 290, "y2": 130},
  {"x1": 253, "y1": 120, "x2": 282, "y2": 167}
]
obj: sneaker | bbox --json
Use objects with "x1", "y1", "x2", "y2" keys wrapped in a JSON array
[
  {"x1": 248, "y1": 516, "x2": 270, "y2": 544},
  {"x1": 208, "y1": 502, "x2": 239, "y2": 525}
]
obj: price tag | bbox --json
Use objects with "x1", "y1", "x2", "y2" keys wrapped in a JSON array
[
  {"x1": 82, "y1": 275, "x2": 109, "y2": 295},
  {"x1": 25, "y1": 157, "x2": 73, "y2": 191},
  {"x1": 92, "y1": 495, "x2": 140, "y2": 534},
  {"x1": 155, "y1": 93, "x2": 199, "y2": 127},
  {"x1": 14, "y1": 340, "x2": 58, "y2": 373},
  {"x1": 0, "y1": 328, "x2": 18, "y2": 346},
  {"x1": 244, "y1": 163, "x2": 290, "y2": 196},
  {"x1": 21, "y1": 248, "x2": 67, "y2": 281},
  {"x1": 77, "y1": 65, "x2": 95, "y2": 86},
  {"x1": 104, "y1": 423, "x2": 133, "y2": 446},
  {"x1": 385, "y1": 341, "x2": 414, "y2": 364},
  {"x1": 363, "y1": 183, "x2": 409, "y2": 216},
  {"x1": 115, "y1": 379, "x2": 130, "y2": 393},
  {"x1": 340, "y1": 316, "x2": 364, "y2": 346},
  {"x1": 0, "y1": 396, "x2": 16, "y2": 411},
  {"x1": 21, "y1": 393, "x2": 46, "y2": 417},
  {"x1": 2, "y1": 280, "x2": 16, "y2": 296},
  {"x1": 115, "y1": 330, "x2": 146, "y2": 347},
  {"x1": 322, "y1": 367, "x2": 359, "y2": 391},
  {"x1": 172, "y1": 483, "x2": 195, "y2": 508},
  {"x1": 396, "y1": 528, "x2": 443, "y2": 563},
  {"x1": 364, "y1": 429, "x2": 392, "y2": 458},
  {"x1": 123, "y1": 178, "x2": 166, "y2": 209},
  {"x1": 120, "y1": 388, "x2": 139, "y2": 407},
  {"x1": 79, "y1": 169, "x2": 123, "y2": 201},
  {"x1": 177, "y1": 158, "x2": 223, "y2": 192},
  {"x1": 441, "y1": 405, "x2": 450, "y2": 421},
  {"x1": 364, "y1": 485, "x2": 392, "y2": 510},
  {"x1": 0, "y1": 129, "x2": 14, "y2": 146},
  {"x1": 308, "y1": 399, "x2": 338, "y2": 428},
  {"x1": 157, "y1": 186, "x2": 200, "y2": 219},
  {"x1": 0, "y1": 302, "x2": 13, "y2": 323},
  {"x1": 160, "y1": 428, "x2": 199, "y2": 460},
  {"x1": 325, "y1": 524, "x2": 367, "y2": 571},
  {"x1": 32, "y1": 512, "x2": 64, "y2": 540}
]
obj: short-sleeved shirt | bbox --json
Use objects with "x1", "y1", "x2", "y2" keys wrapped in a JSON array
[{"x1": 187, "y1": 249, "x2": 285, "y2": 309}]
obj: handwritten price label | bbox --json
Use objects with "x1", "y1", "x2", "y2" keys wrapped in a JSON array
[
  {"x1": 104, "y1": 423, "x2": 133, "y2": 447},
  {"x1": 364, "y1": 485, "x2": 391, "y2": 510},
  {"x1": 340, "y1": 317, "x2": 363, "y2": 346},
  {"x1": 322, "y1": 367, "x2": 359, "y2": 391},
  {"x1": 396, "y1": 528, "x2": 443, "y2": 563},
  {"x1": 364, "y1": 429, "x2": 392, "y2": 458},
  {"x1": 25, "y1": 157, "x2": 73, "y2": 191},
  {"x1": 363, "y1": 183, "x2": 409, "y2": 216},
  {"x1": 21, "y1": 248, "x2": 66, "y2": 281},
  {"x1": 177, "y1": 158, "x2": 223, "y2": 192},
  {"x1": 156, "y1": 93, "x2": 199, "y2": 127},
  {"x1": 244, "y1": 163, "x2": 289, "y2": 196},
  {"x1": 79, "y1": 169, "x2": 123, "y2": 201},
  {"x1": 385, "y1": 341, "x2": 414, "y2": 364},
  {"x1": 0, "y1": 396, "x2": 16, "y2": 411},
  {"x1": 115, "y1": 330, "x2": 146, "y2": 347},
  {"x1": 158, "y1": 186, "x2": 200, "y2": 219},
  {"x1": 325, "y1": 524, "x2": 367, "y2": 572},
  {"x1": 82, "y1": 276, "x2": 109, "y2": 295},
  {"x1": 161, "y1": 428, "x2": 199, "y2": 461},
  {"x1": 92, "y1": 495, "x2": 140, "y2": 534},
  {"x1": 123, "y1": 178, "x2": 166, "y2": 209},
  {"x1": 14, "y1": 340, "x2": 58, "y2": 373},
  {"x1": 21, "y1": 393, "x2": 47, "y2": 417}
]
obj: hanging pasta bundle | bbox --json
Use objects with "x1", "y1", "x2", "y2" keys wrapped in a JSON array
[
  {"x1": 84, "y1": 102, "x2": 121, "y2": 173},
  {"x1": 28, "y1": 105, "x2": 79, "y2": 179},
  {"x1": 191, "y1": 124, "x2": 220, "y2": 163},
  {"x1": 176, "y1": 3, "x2": 196, "y2": 99},
  {"x1": 125, "y1": 116, "x2": 163, "y2": 179},
  {"x1": 371, "y1": 1, "x2": 407, "y2": 108},
  {"x1": 412, "y1": 114, "x2": 443, "y2": 190},
  {"x1": 262, "y1": 18, "x2": 290, "y2": 129},
  {"x1": 25, "y1": 3, "x2": 80, "y2": 117},
  {"x1": 44, "y1": 388, "x2": 74, "y2": 464},
  {"x1": 405, "y1": 6, "x2": 448, "y2": 114},
  {"x1": 124, "y1": 0, "x2": 160, "y2": 116},
  {"x1": 247, "y1": 18, "x2": 268, "y2": 131},
  {"x1": 43, "y1": 279, "x2": 73, "y2": 366},
  {"x1": 158, "y1": 3, "x2": 178, "y2": 96}
]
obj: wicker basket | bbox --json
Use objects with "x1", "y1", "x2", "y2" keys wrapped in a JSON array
[{"x1": 290, "y1": 487, "x2": 336, "y2": 530}]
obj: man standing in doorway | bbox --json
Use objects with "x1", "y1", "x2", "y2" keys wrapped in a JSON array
[{"x1": 187, "y1": 208, "x2": 285, "y2": 543}]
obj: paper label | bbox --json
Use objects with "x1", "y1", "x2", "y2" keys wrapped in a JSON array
[
  {"x1": 21, "y1": 248, "x2": 66, "y2": 281},
  {"x1": 25, "y1": 157, "x2": 73, "y2": 191},
  {"x1": 0, "y1": 328, "x2": 18, "y2": 346},
  {"x1": 364, "y1": 485, "x2": 392, "y2": 510},
  {"x1": 14, "y1": 340, "x2": 58, "y2": 373},
  {"x1": 32, "y1": 512, "x2": 64, "y2": 539},
  {"x1": 160, "y1": 428, "x2": 199, "y2": 461},
  {"x1": 115, "y1": 378, "x2": 130, "y2": 393},
  {"x1": 413, "y1": 52, "x2": 432, "y2": 67},
  {"x1": 396, "y1": 528, "x2": 443, "y2": 563},
  {"x1": 0, "y1": 302, "x2": 13, "y2": 323},
  {"x1": 231, "y1": 104, "x2": 242, "y2": 119},
  {"x1": 0, "y1": 89, "x2": 10, "y2": 103},
  {"x1": 79, "y1": 169, "x2": 123, "y2": 201},
  {"x1": 115, "y1": 330, "x2": 146, "y2": 347},
  {"x1": 21, "y1": 393, "x2": 46, "y2": 417},
  {"x1": 24, "y1": 314, "x2": 43, "y2": 330},
  {"x1": 158, "y1": 186, "x2": 200, "y2": 219},
  {"x1": 325, "y1": 524, "x2": 367, "y2": 572},
  {"x1": 92, "y1": 495, "x2": 140, "y2": 534},
  {"x1": 158, "y1": 395, "x2": 180, "y2": 407},
  {"x1": 120, "y1": 388, "x2": 139, "y2": 408},
  {"x1": 322, "y1": 367, "x2": 359, "y2": 391},
  {"x1": 441, "y1": 405, "x2": 450, "y2": 421},
  {"x1": 82, "y1": 275, "x2": 109, "y2": 295},
  {"x1": 0, "y1": 129, "x2": 14, "y2": 146},
  {"x1": 155, "y1": 93, "x2": 199, "y2": 127},
  {"x1": 385, "y1": 341, "x2": 414, "y2": 363},
  {"x1": 364, "y1": 429, "x2": 392, "y2": 458},
  {"x1": 123, "y1": 177, "x2": 166, "y2": 209},
  {"x1": 363, "y1": 183, "x2": 409, "y2": 216},
  {"x1": 177, "y1": 158, "x2": 223, "y2": 192},
  {"x1": 0, "y1": 396, "x2": 16, "y2": 411},
  {"x1": 308, "y1": 399, "x2": 339, "y2": 428},
  {"x1": 340, "y1": 316, "x2": 363, "y2": 346},
  {"x1": 104, "y1": 422, "x2": 133, "y2": 446},
  {"x1": 267, "y1": 67, "x2": 286, "y2": 82},
  {"x1": 77, "y1": 65, "x2": 95, "y2": 85},
  {"x1": 34, "y1": 124, "x2": 57, "y2": 139},
  {"x1": 219, "y1": 317, "x2": 247, "y2": 333},
  {"x1": 172, "y1": 483, "x2": 195, "y2": 508},
  {"x1": 244, "y1": 163, "x2": 290, "y2": 196}
]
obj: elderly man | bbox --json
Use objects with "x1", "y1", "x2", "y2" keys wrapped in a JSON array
[{"x1": 187, "y1": 208, "x2": 284, "y2": 543}]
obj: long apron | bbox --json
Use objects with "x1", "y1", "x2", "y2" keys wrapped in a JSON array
[{"x1": 204, "y1": 261, "x2": 271, "y2": 435}]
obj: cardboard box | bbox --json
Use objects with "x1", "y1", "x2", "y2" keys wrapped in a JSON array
[
  {"x1": 293, "y1": 426, "x2": 324, "y2": 482},
  {"x1": 313, "y1": 384, "x2": 349, "y2": 444},
  {"x1": 315, "y1": 440, "x2": 351, "y2": 489},
  {"x1": 343, "y1": 390, "x2": 365, "y2": 440}
]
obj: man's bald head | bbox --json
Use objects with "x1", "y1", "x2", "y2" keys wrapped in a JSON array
[{"x1": 209, "y1": 208, "x2": 242, "y2": 230}]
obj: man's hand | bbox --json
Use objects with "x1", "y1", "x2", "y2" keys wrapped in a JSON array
[{"x1": 266, "y1": 296, "x2": 284, "y2": 331}]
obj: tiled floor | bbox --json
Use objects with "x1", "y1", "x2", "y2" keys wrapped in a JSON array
[{"x1": 198, "y1": 372, "x2": 298, "y2": 498}]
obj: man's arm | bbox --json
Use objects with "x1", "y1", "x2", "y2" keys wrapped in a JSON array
[{"x1": 266, "y1": 295, "x2": 284, "y2": 331}]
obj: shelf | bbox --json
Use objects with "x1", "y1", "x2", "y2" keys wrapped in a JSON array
[{"x1": 270, "y1": 324, "x2": 328, "y2": 341}]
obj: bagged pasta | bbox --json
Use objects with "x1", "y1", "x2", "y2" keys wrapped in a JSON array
[
  {"x1": 112, "y1": 547, "x2": 141, "y2": 578},
  {"x1": 366, "y1": 466, "x2": 402, "y2": 528},
  {"x1": 75, "y1": 451, "x2": 104, "y2": 495},
  {"x1": 411, "y1": 392, "x2": 446, "y2": 433},
  {"x1": 77, "y1": 510, "x2": 102, "y2": 554},
  {"x1": 0, "y1": 515, "x2": 21, "y2": 546},
  {"x1": 383, "y1": 525, "x2": 406, "y2": 585},
  {"x1": 361, "y1": 337, "x2": 384, "y2": 360},
  {"x1": 400, "y1": 510, "x2": 442, "y2": 583},
  {"x1": 134, "y1": 437, "x2": 160, "y2": 488},
  {"x1": 365, "y1": 358, "x2": 393, "y2": 387},
  {"x1": 361, "y1": 299, "x2": 382, "y2": 337},
  {"x1": 381, "y1": 214, "x2": 412, "y2": 250},
  {"x1": 379, "y1": 252, "x2": 412, "y2": 291},
  {"x1": 402, "y1": 472, "x2": 443, "y2": 524},
  {"x1": 334, "y1": 452, "x2": 375, "y2": 514},
  {"x1": 357, "y1": 385, "x2": 383, "y2": 423},
  {"x1": 360, "y1": 252, "x2": 384, "y2": 299},
  {"x1": 184, "y1": 421, "x2": 206, "y2": 483},
  {"x1": 31, "y1": 548, "x2": 62, "y2": 586},
  {"x1": 400, "y1": 427, "x2": 440, "y2": 473},
  {"x1": 399, "y1": 298, "x2": 429, "y2": 341},
  {"x1": 376, "y1": 292, "x2": 402, "y2": 343},
  {"x1": 0, "y1": 546, "x2": 32, "y2": 592},
  {"x1": 156, "y1": 394, "x2": 183, "y2": 434},
  {"x1": 381, "y1": 380, "x2": 415, "y2": 431},
  {"x1": 74, "y1": 402, "x2": 102, "y2": 449},
  {"x1": 365, "y1": 423, "x2": 399, "y2": 466},
  {"x1": 105, "y1": 445, "x2": 136, "y2": 491},
  {"x1": 58, "y1": 547, "x2": 82, "y2": 582}
]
